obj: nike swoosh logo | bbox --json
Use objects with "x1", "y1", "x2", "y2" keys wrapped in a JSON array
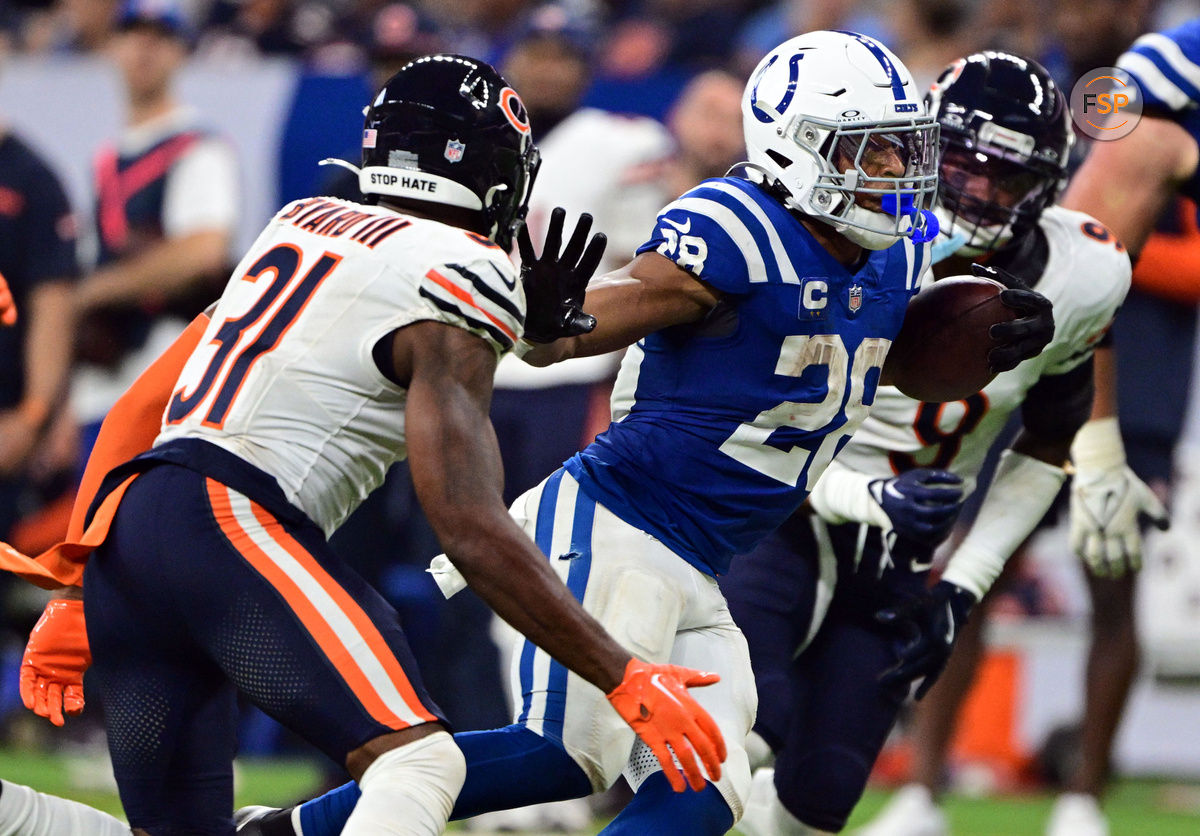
[
  {"x1": 884, "y1": 482, "x2": 907, "y2": 501},
  {"x1": 662, "y1": 217, "x2": 691, "y2": 235},
  {"x1": 944, "y1": 602, "x2": 955, "y2": 644},
  {"x1": 649, "y1": 673, "x2": 684, "y2": 707},
  {"x1": 1098, "y1": 488, "x2": 1120, "y2": 525},
  {"x1": 489, "y1": 262, "x2": 517, "y2": 291}
]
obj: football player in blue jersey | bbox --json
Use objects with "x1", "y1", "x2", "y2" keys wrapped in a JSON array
[
  {"x1": 723, "y1": 51, "x2": 1139, "y2": 836},
  {"x1": 230, "y1": 31, "x2": 1054, "y2": 836}
]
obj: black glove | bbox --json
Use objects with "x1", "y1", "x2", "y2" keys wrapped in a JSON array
[
  {"x1": 517, "y1": 207, "x2": 606, "y2": 343},
  {"x1": 876, "y1": 580, "x2": 976, "y2": 699},
  {"x1": 868, "y1": 468, "x2": 965, "y2": 545},
  {"x1": 971, "y1": 263, "x2": 1054, "y2": 373}
]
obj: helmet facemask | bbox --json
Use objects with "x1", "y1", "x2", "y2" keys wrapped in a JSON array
[
  {"x1": 802, "y1": 118, "x2": 941, "y2": 249},
  {"x1": 934, "y1": 126, "x2": 1063, "y2": 257}
]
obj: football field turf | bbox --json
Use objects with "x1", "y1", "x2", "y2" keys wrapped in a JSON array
[{"x1": 4, "y1": 747, "x2": 1199, "y2": 834}]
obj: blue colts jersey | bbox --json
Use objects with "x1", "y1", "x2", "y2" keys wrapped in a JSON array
[
  {"x1": 1119, "y1": 20, "x2": 1200, "y2": 205},
  {"x1": 564, "y1": 177, "x2": 928, "y2": 576}
]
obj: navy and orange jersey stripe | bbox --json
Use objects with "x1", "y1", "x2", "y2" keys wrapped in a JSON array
[{"x1": 419, "y1": 262, "x2": 524, "y2": 351}]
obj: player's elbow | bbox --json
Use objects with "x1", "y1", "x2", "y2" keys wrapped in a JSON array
[{"x1": 426, "y1": 505, "x2": 506, "y2": 568}]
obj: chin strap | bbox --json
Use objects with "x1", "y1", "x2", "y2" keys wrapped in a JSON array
[
  {"x1": 318, "y1": 157, "x2": 360, "y2": 174},
  {"x1": 881, "y1": 193, "x2": 940, "y2": 243}
]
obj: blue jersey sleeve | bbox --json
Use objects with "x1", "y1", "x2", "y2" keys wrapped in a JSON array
[
  {"x1": 1118, "y1": 21, "x2": 1200, "y2": 114},
  {"x1": 635, "y1": 180, "x2": 763, "y2": 294}
]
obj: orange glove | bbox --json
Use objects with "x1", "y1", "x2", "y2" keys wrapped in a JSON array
[
  {"x1": 606, "y1": 658, "x2": 726, "y2": 792},
  {"x1": 20, "y1": 598, "x2": 91, "y2": 726},
  {"x1": 0, "y1": 270, "x2": 15, "y2": 326}
]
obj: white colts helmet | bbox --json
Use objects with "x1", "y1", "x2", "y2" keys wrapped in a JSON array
[{"x1": 742, "y1": 30, "x2": 940, "y2": 250}]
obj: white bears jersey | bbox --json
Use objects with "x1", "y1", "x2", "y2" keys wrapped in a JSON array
[
  {"x1": 832, "y1": 206, "x2": 1130, "y2": 495},
  {"x1": 156, "y1": 196, "x2": 523, "y2": 535}
]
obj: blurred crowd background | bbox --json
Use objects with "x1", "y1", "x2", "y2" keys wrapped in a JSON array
[{"x1": 3, "y1": 0, "x2": 1200, "y2": 818}]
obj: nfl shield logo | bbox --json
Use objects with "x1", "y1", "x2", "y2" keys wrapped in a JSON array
[
  {"x1": 444, "y1": 140, "x2": 466, "y2": 163},
  {"x1": 848, "y1": 284, "x2": 863, "y2": 313}
]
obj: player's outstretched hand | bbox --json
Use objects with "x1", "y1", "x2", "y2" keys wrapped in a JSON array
[
  {"x1": 20, "y1": 598, "x2": 91, "y2": 726},
  {"x1": 869, "y1": 468, "x2": 965, "y2": 545},
  {"x1": 877, "y1": 580, "x2": 975, "y2": 700},
  {"x1": 606, "y1": 658, "x2": 726, "y2": 792},
  {"x1": 1071, "y1": 463, "x2": 1169, "y2": 578},
  {"x1": 518, "y1": 207, "x2": 606, "y2": 343},
  {"x1": 972, "y1": 263, "x2": 1054, "y2": 372},
  {"x1": 0, "y1": 270, "x2": 16, "y2": 326}
]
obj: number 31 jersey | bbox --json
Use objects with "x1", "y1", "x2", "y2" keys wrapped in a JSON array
[
  {"x1": 156, "y1": 196, "x2": 524, "y2": 536},
  {"x1": 565, "y1": 176, "x2": 929, "y2": 576}
]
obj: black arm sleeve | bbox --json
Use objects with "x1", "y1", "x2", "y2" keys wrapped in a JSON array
[{"x1": 1020, "y1": 355, "x2": 1095, "y2": 442}]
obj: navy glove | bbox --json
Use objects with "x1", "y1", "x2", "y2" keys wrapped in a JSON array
[
  {"x1": 868, "y1": 468, "x2": 965, "y2": 545},
  {"x1": 517, "y1": 207, "x2": 606, "y2": 343},
  {"x1": 971, "y1": 263, "x2": 1055, "y2": 373},
  {"x1": 877, "y1": 580, "x2": 976, "y2": 699}
]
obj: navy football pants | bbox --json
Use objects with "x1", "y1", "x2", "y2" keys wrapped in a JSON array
[
  {"x1": 721, "y1": 513, "x2": 930, "y2": 832},
  {"x1": 84, "y1": 463, "x2": 443, "y2": 835}
]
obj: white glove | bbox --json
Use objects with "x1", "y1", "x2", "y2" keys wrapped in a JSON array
[{"x1": 1070, "y1": 418, "x2": 1169, "y2": 578}]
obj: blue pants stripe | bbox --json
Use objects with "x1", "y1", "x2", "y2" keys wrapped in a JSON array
[
  {"x1": 542, "y1": 486, "x2": 597, "y2": 739},
  {"x1": 518, "y1": 469, "x2": 565, "y2": 725}
]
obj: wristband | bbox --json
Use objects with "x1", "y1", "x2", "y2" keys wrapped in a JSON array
[
  {"x1": 1071, "y1": 416, "x2": 1126, "y2": 471},
  {"x1": 942, "y1": 450, "x2": 1066, "y2": 599},
  {"x1": 808, "y1": 460, "x2": 891, "y2": 530}
]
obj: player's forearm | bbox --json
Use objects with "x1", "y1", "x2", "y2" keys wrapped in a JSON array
[
  {"x1": 1089, "y1": 345, "x2": 1118, "y2": 421},
  {"x1": 943, "y1": 439, "x2": 1068, "y2": 598},
  {"x1": 413, "y1": 453, "x2": 629, "y2": 693},
  {"x1": 523, "y1": 255, "x2": 718, "y2": 366},
  {"x1": 21, "y1": 281, "x2": 75, "y2": 430},
  {"x1": 1061, "y1": 118, "x2": 1196, "y2": 259},
  {"x1": 78, "y1": 229, "x2": 228, "y2": 310},
  {"x1": 442, "y1": 511, "x2": 629, "y2": 693}
]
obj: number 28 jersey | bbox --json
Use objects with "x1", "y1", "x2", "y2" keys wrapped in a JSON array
[
  {"x1": 155, "y1": 196, "x2": 524, "y2": 536},
  {"x1": 565, "y1": 177, "x2": 929, "y2": 576}
]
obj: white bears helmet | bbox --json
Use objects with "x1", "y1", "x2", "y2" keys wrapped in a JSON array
[{"x1": 742, "y1": 30, "x2": 940, "y2": 250}]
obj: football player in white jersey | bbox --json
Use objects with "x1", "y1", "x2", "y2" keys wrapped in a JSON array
[
  {"x1": 728, "y1": 52, "x2": 1133, "y2": 836},
  {"x1": 0, "y1": 55, "x2": 726, "y2": 836}
]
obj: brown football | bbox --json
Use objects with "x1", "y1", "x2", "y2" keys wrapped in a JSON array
[{"x1": 887, "y1": 276, "x2": 1017, "y2": 403}]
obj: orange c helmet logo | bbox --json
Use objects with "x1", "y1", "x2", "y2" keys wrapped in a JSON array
[{"x1": 500, "y1": 88, "x2": 531, "y2": 136}]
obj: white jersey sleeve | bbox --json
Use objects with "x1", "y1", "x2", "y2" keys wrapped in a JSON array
[
  {"x1": 828, "y1": 205, "x2": 1130, "y2": 496},
  {"x1": 1030, "y1": 207, "x2": 1130, "y2": 375},
  {"x1": 156, "y1": 197, "x2": 522, "y2": 535}
]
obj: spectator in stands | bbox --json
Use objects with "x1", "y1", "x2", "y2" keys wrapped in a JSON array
[
  {"x1": 888, "y1": 0, "x2": 975, "y2": 89},
  {"x1": 196, "y1": 0, "x2": 330, "y2": 59},
  {"x1": 0, "y1": 128, "x2": 77, "y2": 544},
  {"x1": 19, "y1": 0, "x2": 121, "y2": 54},
  {"x1": 71, "y1": 0, "x2": 237, "y2": 463},
  {"x1": 733, "y1": 0, "x2": 892, "y2": 77}
]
